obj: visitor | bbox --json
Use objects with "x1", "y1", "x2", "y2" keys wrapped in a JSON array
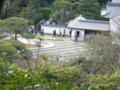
[
  {"x1": 75, "y1": 31, "x2": 79, "y2": 41},
  {"x1": 69, "y1": 29, "x2": 72, "y2": 38},
  {"x1": 35, "y1": 31, "x2": 37, "y2": 35},
  {"x1": 75, "y1": 33, "x2": 77, "y2": 41},
  {"x1": 53, "y1": 30, "x2": 56, "y2": 37},
  {"x1": 31, "y1": 30, "x2": 33, "y2": 33},
  {"x1": 41, "y1": 29, "x2": 44, "y2": 36},
  {"x1": 56, "y1": 56, "x2": 59, "y2": 61},
  {"x1": 63, "y1": 29, "x2": 66, "y2": 37},
  {"x1": 59, "y1": 30, "x2": 62, "y2": 37}
]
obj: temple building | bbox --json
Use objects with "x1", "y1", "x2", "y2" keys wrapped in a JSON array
[
  {"x1": 68, "y1": 0, "x2": 120, "y2": 42},
  {"x1": 67, "y1": 15, "x2": 110, "y2": 41}
]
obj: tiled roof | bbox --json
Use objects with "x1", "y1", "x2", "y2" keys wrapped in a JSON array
[{"x1": 108, "y1": 2, "x2": 120, "y2": 6}]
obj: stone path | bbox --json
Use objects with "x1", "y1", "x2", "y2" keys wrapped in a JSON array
[{"x1": 31, "y1": 40, "x2": 86, "y2": 61}]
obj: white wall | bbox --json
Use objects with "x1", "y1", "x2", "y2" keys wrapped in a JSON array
[
  {"x1": 110, "y1": 16, "x2": 120, "y2": 44},
  {"x1": 112, "y1": 0, "x2": 120, "y2": 3},
  {"x1": 41, "y1": 25, "x2": 70, "y2": 35},
  {"x1": 41, "y1": 25, "x2": 85, "y2": 41}
]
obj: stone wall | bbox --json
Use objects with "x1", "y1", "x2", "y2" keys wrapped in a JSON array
[
  {"x1": 110, "y1": 16, "x2": 120, "y2": 44},
  {"x1": 41, "y1": 25, "x2": 70, "y2": 36}
]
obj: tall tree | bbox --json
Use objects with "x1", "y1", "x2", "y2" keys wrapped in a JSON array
[
  {"x1": 52, "y1": 0, "x2": 77, "y2": 24},
  {"x1": 1, "y1": 0, "x2": 21, "y2": 18},
  {"x1": 97, "y1": 0, "x2": 108, "y2": 6},
  {"x1": 21, "y1": 0, "x2": 51, "y2": 23},
  {"x1": 78, "y1": 0, "x2": 101, "y2": 20},
  {"x1": 4, "y1": 17, "x2": 28, "y2": 40}
]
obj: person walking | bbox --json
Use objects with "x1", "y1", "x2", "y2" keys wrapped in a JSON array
[
  {"x1": 59, "y1": 30, "x2": 62, "y2": 37},
  {"x1": 53, "y1": 30, "x2": 56, "y2": 37},
  {"x1": 41, "y1": 29, "x2": 44, "y2": 36},
  {"x1": 75, "y1": 31, "x2": 79, "y2": 41},
  {"x1": 69, "y1": 29, "x2": 72, "y2": 38},
  {"x1": 63, "y1": 29, "x2": 66, "y2": 37},
  {"x1": 75, "y1": 32, "x2": 77, "y2": 41}
]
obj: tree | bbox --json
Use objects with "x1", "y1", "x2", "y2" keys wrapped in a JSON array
[
  {"x1": 82, "y1": 35, "x2": 120, "y2": 74},
  {"x1": 21, "y1": 0, "x2": 51, "y2": 23},
  {"x1": 20, "y1": 0, "x2": 51, "y2": 32},
  {"x1": 1, "y1": 0, "x2": 21, "y2": 18},
  {"x1": 20, "y1": 0, "x2": 28, "y2": 7},
  {"x1": 35, "y1": 36, "x2": 44, "y2": 69},
  {"x1": 78, "y1": 0, "x2": 101, "y2": 20},
  {"x1": 4, "y1": 17, "x2": 28, "y2": 40},
  {"x1": 51, "y1": 0, "x2": 76, "y2": 24},
  {"x1": 97, "y1": 0, "x2": 108, "y2": 6}
]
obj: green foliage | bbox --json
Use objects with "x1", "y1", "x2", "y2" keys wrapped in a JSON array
[
  {"x1": 78, "y1": 0, "x2": 101, "y2": 20},
  {"x1": 0, "y1": 62, "x2": 78, "y2": 90},
  {"x1": 1, "y1": 0, "x2": 20, "y2": 18},
  {"x1": 0, "y1": 40, "x2": 22, "y2": 62},
  {"x1": 21, "y1": 0, "x2": 52, "y2": 24},
  {"x1": 5, "y1": 17, "x2": 28, "y2": 40},
  {"x1": 84, "y1": 35, "x2": 120, "y2": 73},
  {"x1": 0, "y1": 17, "x2": 34, "y2": 39},
  {"x1": 39, "y1": 54, "x2": 48, "y2": 63},
  {"x1": 5, "y1": 17, "x2": 28, "y2": 26},
  {"x1": 0, "y1": 40, "x2": 78, "y2": 89},
  {"x1": 51, "y1": 0, "x2": 76, "y2": 24},
  {"x1": 51, "y1": 0, "x2": 102, "y2": 23},
  {"x1": 0, "y1": 20, "x2": 8, "y2": 33},
  {"x1": 32, "y1": 7, "x2": 51, "y2": 24},
  {"x1": 72, "y1": 35, "x2": 120, "y2": 83},
  {"x1": 79, "y1": 70, "x2": 120, "y2": 90},
  {"x1": 21, "y1": 31, "x2": 35, "y2": 39},
  {"x1": 1, "y1": 0, "x2": 103, "y2": 24},
  {"x1": 39, "y1": 7, "x2": 51, "y2": 19},
  {"x1": 97, "y1": 0, "x2": 108, "y2": 6},
  {"x1": 67, "y1": 35, "x2": 120, "y2": 89}
]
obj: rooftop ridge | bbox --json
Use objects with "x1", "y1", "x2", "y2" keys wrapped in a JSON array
[
  {"x1": 79, "y1": 20, "x2": 110, "y2": 24},
  {"x1": 108, "y1": 2, "x2": 120, "y2": 6}
]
